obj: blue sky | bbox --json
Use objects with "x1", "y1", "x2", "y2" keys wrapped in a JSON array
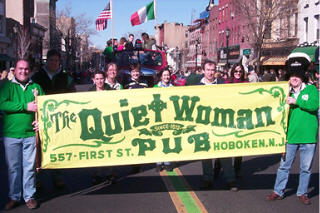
[{"x1": 56, "y1": 0, "x2": 213, "y2": 49}]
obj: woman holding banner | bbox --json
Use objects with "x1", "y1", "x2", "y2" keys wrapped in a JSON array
[
  {"x1": 154, "y1": 68, "x2": 174, "y2": 171},
  {"x1": 214, "y1": 63, "x2": 248, "y2": 181}
]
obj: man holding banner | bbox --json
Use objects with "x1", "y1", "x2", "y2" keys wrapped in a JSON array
[
  {"x1": 32, "y1": 49, "x2": 76, "y2": 189},
  {"x1": 0, "y1": 60, "x2": 44, "y2": 210},
  {"x1": 194, "y1": 59, "x2": 238, "y2": 191},
  {"x1": 266, "y1": 61, "x2": 319, "y2": 205}
]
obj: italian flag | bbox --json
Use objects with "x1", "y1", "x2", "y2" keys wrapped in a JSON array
[{"x1": 130, "y1": 1, "x2": 155, "y2": 26}]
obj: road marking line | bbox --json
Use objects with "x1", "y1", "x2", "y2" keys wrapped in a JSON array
[
  {"x1": 160, "y1": 168, "x2": 208, "y2": 213},
  {"x1": 174, "y1": 168, "x2": 208, "y2": 213},
  {"x1": 160, "y1": 170, "x2": 188, "y2": 213}
]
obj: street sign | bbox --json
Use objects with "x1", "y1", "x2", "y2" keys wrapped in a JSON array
[{"x1": 243, "y1": 49, "x2": 251, "y2": 55}]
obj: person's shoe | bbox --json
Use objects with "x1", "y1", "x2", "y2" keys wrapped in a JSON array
[
  {"x1": 53, "y1": 179, "x2": 65, "y2": 189},
  {"x1": 92, "y1": 175, "x2": 103, "y2": 185},
  {"x1": 200, "y1": 180, "x2": 213, "y2": 189},
  {"x1": 36, "y1": 180, "x2": 42, "y2": 191},
  {"x1": 105, "y1": 175, "x2": 116, "y2": 185},
  {"x1": 226, "y1": 181, "x2": 239, "y2": 192},
  {"x1": 266, "y1": 192, "x2": 283, "y2": 201},
  {"x1": 25, "y1": 199, "x2": 38, "y2": 209},
  {"x1": 156, "y1": 164, "x2": 163, "y2": 172},
  {"x1": 131, "y1": 166, "x2": 141, "y2": 174},
  {"x1": 298, "y1": 195, "x2": 311, "y2": 205},
  {"x1": 4, "y1": 200, "x2": 19, "y2": 210},
  {"x1": 164, "y1": 164, "x2": 173, "y2": 172}
]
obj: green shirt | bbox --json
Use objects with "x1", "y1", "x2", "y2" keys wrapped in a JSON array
[
  {"x1": 287, "y1": 84, "x2": 319, "y2": 144},
  {"x1": 0, "y1": 78, "x2": 44, "y2": 138}
]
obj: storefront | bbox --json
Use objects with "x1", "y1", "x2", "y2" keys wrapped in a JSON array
[{"x1": 217, "y1": 45, "x2": 241, "y2": 70}]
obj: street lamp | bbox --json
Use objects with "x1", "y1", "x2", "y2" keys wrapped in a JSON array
[
  {"x1": 225, "y1": 28, "x2": 230, "y2": 68},
  {"x1": 195, "y1": 39, "x2": 200, "y2": 69}
]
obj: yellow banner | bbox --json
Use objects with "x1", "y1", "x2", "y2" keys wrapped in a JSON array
[{"x1": 38, "y1": 82, "x2": 289, "y2": 169}]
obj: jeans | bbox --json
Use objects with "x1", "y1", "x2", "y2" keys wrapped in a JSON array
[
  {"x1": 274, "y1": 143, "x2": 316, "y2": 197},
  {"x1": 3, "y1": 137, "x2": 36, "y2": 202}
]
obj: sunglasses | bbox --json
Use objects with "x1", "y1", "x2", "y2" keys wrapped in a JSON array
[{"x1": 234, "y1": 71, "x2": 242, "y2": 74}]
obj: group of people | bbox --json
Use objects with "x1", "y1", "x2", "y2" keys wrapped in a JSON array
[
  {"x1": 103, "y1": 32, "x2": 156, "y2": 65},
  {"x1": 81, "y1": 58, "x2": 319, "y2": 203},
  {"x1": 0, "y1": 45, "x2": 318, "y2": 210}
]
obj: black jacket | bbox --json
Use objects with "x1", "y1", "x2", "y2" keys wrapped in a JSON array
[{"x1": 32, "y1": 68, "x2": 76, "y2": 94}]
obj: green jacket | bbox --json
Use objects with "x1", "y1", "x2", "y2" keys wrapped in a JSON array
[
  {"x1": 287, "y1": 84, "x2": 319, "y2": 144},
  {"x1": 0, "y1": 78, "x2": 44, "y2": 138}
]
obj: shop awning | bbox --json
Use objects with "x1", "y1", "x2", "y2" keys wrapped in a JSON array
[
  {"x1": 248, "y1": 56, "x2": 265, "y2": 66},
  {"x1": 262, "y1": 56, "x2": 287, "y2": 66},
  {"x1": 290, "y1": 46, "x2": 318, "y2": 63}
]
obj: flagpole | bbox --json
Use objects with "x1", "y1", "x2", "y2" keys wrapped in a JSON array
[
  {"x1": 154, "y1": 0, "x2": 157, "y2": 27},
  {"x1": 154, "y1": 0, "x2": 158, "y2": 47},
  {"x1": 111, "y1": 0, "x2": 114, "y2": 47}
]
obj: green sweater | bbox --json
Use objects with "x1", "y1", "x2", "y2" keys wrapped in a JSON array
[
  {"x1": 0, "y1": 78, "x2": 44, "y2": 138},
  {"x1": 287, "y1": 84, "x2": 319, "y2": 144}
]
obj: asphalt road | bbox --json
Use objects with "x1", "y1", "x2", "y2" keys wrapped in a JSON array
[
  {"x1": 0, "y1": 84, "x2": 318, "y2": 213},
  {"x1": 0, "y1": 150, "x2": 318, "y2": 213}
]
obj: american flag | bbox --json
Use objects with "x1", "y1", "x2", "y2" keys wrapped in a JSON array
[{"x1": 96, "y1": 2, "x2": 112, "y2": 31}]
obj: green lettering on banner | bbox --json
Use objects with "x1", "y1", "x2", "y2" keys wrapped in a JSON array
[
  {"x1": 229, "y1": 141, "x2": 235, "y2": 149},
  {"x1": 211, "y1": 108, "x2": 236, "y2": 128},
  {"x1": 269, "y1": 138, "x2": 275, "y2": 147},
  {"x1": 148, "y1": 94, "x2": 166, "y2": 122},
  {"x1": 259, "y1": 139, "x2": 265, "y2": 147},
  {"x1": 221, "y1": 142, "x2": 228, "y2": 150},
  {"x1": 252, "y1": 139, "x2": 257, "y2": 148},
  {"x1": 50, "y1": 112, "x2": 61, "y2": 132},
  {"x1": 170, "y1": 96, "x2": 200, "y2": 121},
  {"x1": 162, "y1": 137, "x2": 182, "y2": 154},
  {"x1": 121, "y1": 110, "x2": 132, "y2": 131},
  {"x1": 254, "y1": 106, "x2": 275, "y2": 128},
  {"x1": 132, "y1": 138, "x2": 156, "y2": 156},
  {"x1": 78, "y1": 108, "x2": 104, "y2": 141},
  {"x1": 237, "y1": 109, "x2": 254, "y2": 129},
  {"x1": 195, "y1": 105, "x2": 212, "y2": 125},
  {"x1": 131, "y1": 105, "x2": 149, "y2": 127},
  {"x1": 236, "y1": 140, "x2": 243, "y2": 149},
  {"x1": 244, "y1": 140, "x2": 250, "y2": 148},
  {"x1": 103, "y1": 113, "x2": 123, "y2": 136},
  {"x1": 187, "y1": 132, "x2": 210, "y2": 152},
  {"x1": 213, "y1": 142, "x2": 220, "y2": 150}
]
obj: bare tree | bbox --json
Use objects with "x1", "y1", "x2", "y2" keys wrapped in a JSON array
[
  {"x1": 16, "y1": 26, "x2": 31, "y2": 59},
  {"x1": 55, "y1": 6, "x2": 97, "y2": 71},
  {"x1": 231, "y1": 0, "x2": 297, "y2": 72}
]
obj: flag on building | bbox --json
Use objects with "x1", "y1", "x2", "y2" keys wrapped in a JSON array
[
  {"x1": 130, "y1": 1, "x2": 155, "y2": 26},
  {"x1": 96, "y1": 2, "x2": 112, "y2": 31}
]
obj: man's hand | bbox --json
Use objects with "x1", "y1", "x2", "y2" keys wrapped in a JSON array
[
  {"x1": 286, "y1": 97, "x2": 296, "y2": 105},
  {"x1": 27, "y1": 101, "x2": 37, "y2": 112},
  {"x1": 32, "y1": 121, "x2": 39, "y2": 132}
]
